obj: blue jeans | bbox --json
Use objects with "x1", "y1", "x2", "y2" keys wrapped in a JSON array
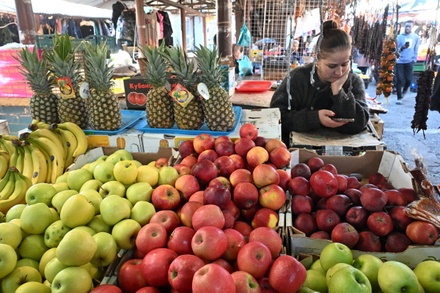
[{"x1": 395, "y1": 62, "x2": 414, "y2": 100}]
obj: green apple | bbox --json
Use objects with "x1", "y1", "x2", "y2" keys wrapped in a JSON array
[
  {"x1": 73, "y1": 226, "x2": 96, "y2": 236},
  {"x1": 56, "y1": 229, "x2": 97, "y2": 266},
  {"x1": 60, "y1": 194, "x2": 95, "y2": 228},
  {"x1": 158, "y1": 165, "x2": 179, "y2": 186},
  {"x1": 326, "y1": 262, "x2": 352, "y2": 285},
  {"x1": 113, "y1": 160, "x2": 138, "y2": 185},
  {"x1": 378, "y1": 261, "x2": 419, "y2": 293},
  {"x1": 87, "y1": 155, "x2": 107, "y2": 174},
  {"x1": 0, "y1": 243, "x2": 17, "y2": 278},
  {"x1": 81, "y1": 162, "x2": 91, "y2": 171},
  {"x1": 49, "y1": 208, "x2": 60, "y2": 222},
  {"x1": 130, "y1": 159, "x2": 142, "y2": 168},
  {"x1": 111, "y1": 218, "x2": 141, "y2": 250},
  {"x1": 106, "y1": 149, "x2": 133, "y2": 165},
  {"x1": 20, "y1": 203, "x2": 54, "y2": 235},
  {"x1": 52, "y1": 182, "x2": 69, "y2": 192},
  {"x1": 79, "y1": 189, "x2": 102, "y2": 214},
  {"x1": 298, "y1": 287, "x2": 321, "y2": 293},
  {"x1": 130, "y1": 200, "x2": 156, "y2": 226},
  {"x1": 0, "y1": 266, "x2": 42, "y2": 293},
  {"x1": 79, "y1": 179, "x2": 103, "y2": 193},
  {"x1": 126, "y1": 182, "x2": 153, "y2": 204},
  {"x1": 99, "y1": 180, "x2": 126, "y2": 198},
  {"x1": 80, "y1": 262, "x2": 104, "y2": 280},
  {"x1": 352, "y1": 254, "x2": 383, "y2": 292},
  {"x1": 17, "y1": 234, "x2": 48, "y2": 262},
  {"x1": 100, "y1": 194, "x2": 132, "y2": 226},
  {"x1": 414, "y1": 260, "x2": 440, "y2": 293},
  {"x1": 328, "y1": 266, "x2": 371, "y2": 293},
  {"x1": 16, "y1": 281, "x2": 51, "y2": 293},
  {"x1": 319, "y1": 242, "x2": 353, "y2": 272},
  {"x1": 93, "y1": 161, "x2": 115, "y2": 183},
  {"x1": 44, "y1": 257, "x2": 68, "y2": 283},
  {"x1": 15, "y1": 258, "x2": 39, "y2": 271},
  {"x1": 87, "y1": 215, "x2": 111, "y2": 233},
  {"x1": 0, "y1": 222, "x2": 22, "y2": 249},
  {"x1": 55, "y1": 172, "x2": 69, "y2": 184},
  {"x1": 51, "y1": 190, "x2": 78, "y2": 213},
  {"x1": 91, "y1": 232, "x2": 118, "y2": 267},
  {"x1": 310, "y1": 259, "x2": 326, "y2": 275},
  {"x1": 5, "y1": 203, "x2": 26, "y2": 222},
  {"x1": 38, "y1": 247, "x2": 57, "y2": 277},
  {"x1": 137, "y1": 165, "x2": 160, "y2": 186},
  {"x1": 44, "y1": 220, "x2": 71, "y2": 248},
  {"x1": 25, "y1": 183, "x2": 58, "y2": 206},
  {"x1": 66, "y1": 168, "x2": 93, "y2": 192},
  {"x1": 302, "y1": 269, "x2": 327, "y2": 293},
  {"x1": 51, "y1": 266, "x2": 93, "y2": 293}
]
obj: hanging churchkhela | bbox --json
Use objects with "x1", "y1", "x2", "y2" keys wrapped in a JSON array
[{"x1": 411, "y1": 68, "x2": 435, "y2": 137}]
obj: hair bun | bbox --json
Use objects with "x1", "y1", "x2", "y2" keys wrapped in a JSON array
[{"x1": 322, "y1": 20, "x2": 338, "y2": 36}]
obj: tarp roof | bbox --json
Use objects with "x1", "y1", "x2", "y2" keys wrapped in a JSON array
[{"x1": 0, "y1": 0, "x2": 112, "y2": 19}]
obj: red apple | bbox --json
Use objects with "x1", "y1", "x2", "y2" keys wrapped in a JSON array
[
  {"x1": 155, "y1": 157, "x2": 169, "y2": 168},
  {"x1": 331, "y1": 222, "x2": 360, "y2": 248},
  {"x1": 287, "y1": 176, "x2": 310, "y2": 197},
  {"x1": 384, "y1": 231, "x2": 412, "y2": 252},
  {"x1": 197, "y1": 149, "x2": 219, "y2": 162},
  {"x1": 367, "y1": 211, "x2": 393, "y2": 237},
  {"x1": 309, "y1": 230, "x2": 330, "y2": 239},
  {"x1": 384, "y1": 189, "x2": 407, "y2": 206},
  {"x1": 290, "y1": 195, "x2": 313, "y2": 215},
  {"x1": 234, "y1": 137, "x2": 256, "y2": 157},
  {"x1": 150, "y1": 209, "x2": 180, "y2": 235},
  {"x1": 398, "y1": 187, "x2": 419, "y2": 203},
  {"x1": 215, "y1": 135, "x2": 233, "y2": 147},
  {"x1": 354, "y1": 230, "x2": 382, "y2": 252},
  {"x1": 336, "y1": 174, "x2": 348, "y2": 193},
  {"x1": 290, "y1": 163, "x2": 311, "y2": 179},
  {"x1": 251, "y1": 208, "x2": 279, "y2": 229},
  {"x1": 90, "y1": 285, "x2": 122, "y2": 293},
  {"x1": 254, "y1": 136, "x2": 267, "y2": 147},
  {"x1": 276, "y1": 169, "x2": 290, "y2": 191},
  {"x1": 233, "y1": 221, "x2": 253, "y2": 239},
  {"x1": 151, "y1": 184, "x2": 181, "y2": 211},
  {"x1": 175, "y1": 174, "x2": 200, "y2": 200},
  {"x1": 117, "y1": 258, "x2": 147, "y2": 293},
  {"x1": 233, "y1": 181, "x2": 259, "y2": 210},
  {"x1": 192, "y1": 263, "x2": 236, "y2": 293},
  {"x1": 368, "y1": 172, "x2": 388, "y2": 186},
  {"x1": 215, "y1": 140, "x2": 235, "y2": 157},
  {"x1": 344, "y1": 188, "x2": 362, "y2": 205},
  {"x1": 264, "y1": 138, "x2": 287, "y2": 153},
  {"x1": 141, "y1": 247, "x2": 178, "y2": 287},
  {"x1": 315, "y1": 209, "x2": 341, "y2": 232},
  {"x1": 360, "y1": 187, "x2": 388, "y2": 212},
  {"x1": 203, "y1": 185, "x2": 232, "y2": 210},
  {"x1": 135, "y1": 222, "x2": 168, "y2": 257},
  {"x1": 192, "y1": 204, "x2": 225, "y2": 230},
  {"x1": 191, "y1": 226, "x2": 228, "y2": 261},
  {"x1": 346, "y1": 176, "x2": 362, "y2": 189},
  {"x1": 315, "y1": 197, "x2": 328, "y2": 210},
  {"x1": 249, "y1": 226, "x2": 283, "y2": 259},
  {"x1": 188, "y1": 191, "x2": 204, "y2": 204},
  {"x1": 167, "y1": 226, "x2": 196, "y2": 255},
  {"x1": 307, "y1": 156, "x2": 325, "y2": 173},
  {"x1": 258, "y1": 277, "x2": 277, "y2": 293},
  {"x1": 269, "y1": 146, "x2": 291, "y2": 169},
  {"x1": 230, "y1": 168, "x2": 253, "y2": 187},
  {"x1": 231, "y1": 270, "x2": 261, "y2": 293},
  {"x1": 246, "y1": 146, "x2": 269, "y2": 168},
  {"x1": 180, "y1": 155, "x2": 198, "y2": 168},
  {"x1": 133, "y1": 287, "x2": 161, "y2": 293},
  {"x1": 325, "y1": 194, "x2": 352, "y2": 216},
  {"x1": 388, "y1": 205, "x2": 414, "y2": 231},
  {"x1": 237, "y1": 241, "x2": 272, "y2": 279},
  {"x1": 294, "y1": 213, "x2": 317, "y2": 236},
  {"x1": 208, "y1": 176, "x2": 232, "y2": 191},
  {"x1": 222, "y1": 210, "x2": 236, "y2": 229},
  {"x1": 168, "y1": 254, "x2": 205, "y2": 293},
  {"x1": 406, "y1": 220, "x2": 439, "y2": 245},
  {"x1": 191, "y1": 159, "x2": 219, "y2": 187},
  {"x1": 222, "y1": 228, "x2": 247, "y2": 261},
  {"x1": 258, "y1": 183, "x2": 286, "y2": 211},
  {"x1": 252, "y1": 164, "x2": 280, "y2": 188},
  {"x1": 268, "y1": 255, "x2": 307, "y2": 293},
  {"x1": 193, "y1": 133, "x2": 215, "y2": 154},
  {"x1": 240, "y1": 123, "x2": 259, "y2": 140},
  {"x1": 213, "y1": 156, "x2": 236, "y2": 177},
  {"x1": 223, "y1": 200, "x2": 240, "y2": 220},
  {"x1": 321, "y1": 163, "x2": 338, "y2": 175},
  {"x1": 212, "y1": 258, "x2": 235, "y2": 273},
  {"x1": 229, "y1": 153, "x2": 246, "y2": 169},
  {"x1": 174, "y1": 163, "x2": 192, "y2": 175},
  {"x1": 178, "y1": 139, "x2": 196, "y2": 158},
  {"x1": 241, "y1": 205, "x2": 259, "y2": 222},
  {"x1": 345, "y1": 206, "x2": 368, "y2": 230},
  {"x1": 309, "y1": 170, "x2": 338, "y2": 198}
]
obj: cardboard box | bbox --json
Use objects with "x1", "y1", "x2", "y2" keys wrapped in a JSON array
[
  {"x1": 0, "y1": 120, "x2": 10, "y2": 135},
  {"x1": 87, "y1": 129, "x2": 144, "y2": 153},
  {"x1": 370, "y1": 113, "x2": 384, "y2": 140}
]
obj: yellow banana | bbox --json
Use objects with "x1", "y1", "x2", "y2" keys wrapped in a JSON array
[
  {"x1": 0, "y1": 150, "x2": 10, "y2": 163},
  {"x1": 28, "y1": 128, "x2": 65, "y2": 160},
  {"x1": 52, "y1": 126, "x2": 78, "y2": 168},
  {"x1": 57, "y1": 122, "x2": 88, "y2": 157},
  {"x1": 0, "y1": 169, "x2": 11, "y2": 193},
  {"x1": 8, "y1": 144, "x2": 20, "y2": 170},
  {"x1": 29, "y1": 144, "x2": 48, "y2": 184},
  {"x1": 33, "y1": 143, "x2": 52, "y2": 184},
  {"x1": 0, "y1": 169, "x2": 15, "y2": 200},
  {"x1": 0, "y1": 139, "x2": 14, "y2": 156},
  {"x1": 21, "y1": 143, "x2": 34, "y2": 182},
  {"x1": 14, "y1": 145, "x2": 25, "y2": 174},
  {"x1": 0, "y1": 155, "x2": 8, "y2": 179},
  {"x1": 0, "y1": 170, "x2": 27, "y2": 213}
]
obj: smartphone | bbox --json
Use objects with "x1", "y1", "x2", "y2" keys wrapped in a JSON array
[{"x1": 331, "y1": 117, "x2": 355, "y2": 122}]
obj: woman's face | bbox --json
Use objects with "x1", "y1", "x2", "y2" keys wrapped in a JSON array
[{"x1": 316, "y1": 49, "x2": 351, "y2": 83}]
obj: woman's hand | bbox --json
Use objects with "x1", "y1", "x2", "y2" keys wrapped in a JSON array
[
  {"x1": 330, "y1": 65, "x2": 350, "y2": 95},
  {"x1": 318, "y1": 109, "x2": 349, "y2": 128}
]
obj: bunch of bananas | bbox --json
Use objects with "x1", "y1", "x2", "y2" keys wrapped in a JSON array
[
  {"x1": 376, "y1": 38, "x2": 397, "y2": 98},
  {"x1": 0, "y1": 167, "x2": 31, "y2": 213}
]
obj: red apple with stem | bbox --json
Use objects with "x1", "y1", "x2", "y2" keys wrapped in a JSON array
[
  {"x1": 268, "y1": 255, "x2": 307, "y2": 293},
  {"x1": 239, "y1": 123, "x2": 259, "y2": 140},
  {"x1": 231, "y1": 270, "x2": 261, "y2": 293},
  {"x1": 192, "y1": 263, "x2": 236, "y2": 293},
  {"x1": 354, "y1": 230, "x2": 382, "y2": 252},
  {"x1": 149, "y1": 209, "x2": 180, "y2": 235},
  {"x1": 309, "y1": 169, "x2": 338, "y2": 198},
  {"x1": 118, "y1": 258, "x2": 148, "y2": 293},
  {"x1": 168, "y1": 254, "x2": 205, "y2": 293},
  {"x1": 287, "y1": 176, "x2": 310, "y2": 196},
  {"x1": 307, "y1": 156, "x2": 325, "y2": 173},
  {"x1": 234, "y1": 137, "x2": 256, "y2": 157},
  {"x1": 192, "y1": 204, "x2": 225, "y2": 230},
  {"x1": 237, "y1": 241, "x2": 272, "y2": 279},
  {"x1": 233, "y1": 181, "x2": 259, "y2": 210},
  {"x1": 222, "y1": 228, "x2": 247, "y2": 261},
  {"x1": 191, "y1": 226, "x2": 228, "y2": 261},
  {"x1": 141, "y1": 247, "x2": 178, "y2": 287},
  {"x1": 178, "y1": 139, "x2": 196, "y2": 158},
  {"x1": 151, "y1": 184, "x2": 181, "y2": 211},
  {"x1": 366, "y1": 211, "x2": 393, "y2": 237},
  {"x1": 230, "y1": 168, "x2": 253, "y2": 187},
  {"x1": 193, "y1": 133, "x2": 215, "y2": 154},
  {"x1": 174, "y1": 174, "x2": 200, "y2": 200},
  {"x1": 406, "y1": 220, "x2": 439, "y2": 245},
  {"x1": 249, "y1": 226, "x2": 283, "y2": 259},
  {"x1": 331, "y1": 222, "x2": 360, "y2": 248},
  {"x1": 167, "y1": 226, "x2": 196, "y2": 255},
  {"x1": 135, "y1": 222, "x2": 168, "y2": 257}
]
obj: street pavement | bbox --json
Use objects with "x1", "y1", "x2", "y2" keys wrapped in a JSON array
[{"x1": 365, "y1": 83, "x2": 440, "y2": 185}]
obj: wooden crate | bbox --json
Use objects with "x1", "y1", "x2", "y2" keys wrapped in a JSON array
[{"x1": 262, "y1": 69, "x2": 288, "y2": 81}]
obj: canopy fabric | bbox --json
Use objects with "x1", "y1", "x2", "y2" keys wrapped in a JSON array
[{"x1": 0, "y1": 0, "x2": 112, "y2": 19}]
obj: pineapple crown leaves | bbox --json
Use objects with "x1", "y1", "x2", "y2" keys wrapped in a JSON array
[
  {"x1": 194, "y1": 44, "x2": 227, "y2": 88},
  {"x1": 160, "y1": 45, "x2": 198, "y2": 89},
  {"x1": 138, "y1": 43, "x2": 170, "y2": 87},
  {"x1": 82, "y1": 41, "x2": 114, "y2": 91},
  {"x1": 15, "y1": 46, "x2": 54, "y2": 96}
]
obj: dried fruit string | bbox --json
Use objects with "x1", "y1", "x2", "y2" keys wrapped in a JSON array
[
  {"x1": 411, "y1": 68, "x2": 435, "y2": 138},
  {"x1": 375, "y1": 38, "x2": 397, "y2": 100}
]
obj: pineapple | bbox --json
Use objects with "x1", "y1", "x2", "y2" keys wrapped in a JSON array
[
  {"x1": 16, "y1": 46, "x2": 59, "y2": 124},
  {"x1": 194, "y1": 45, "x2": 236, "y2": 131},
  {"x1": 139, "y1": 44, "x2": 174, "y2": 128},
  {"x1": 82, "y1": 41, "x2": 121, "y2": 130},
  {"x1": 161, "y1": 46, "x2": 204, "y2": 130},
  {"x1": 44, "y1": 34, "x2": 88, "y2": 129}
]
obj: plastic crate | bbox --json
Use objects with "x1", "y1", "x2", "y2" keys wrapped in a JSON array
[
  {"x1": 413, "y1": 62, "x2": 426, "y2": 72},
  {"x1": 35, "y1": 34, "x2": 116, "y2": 52}
]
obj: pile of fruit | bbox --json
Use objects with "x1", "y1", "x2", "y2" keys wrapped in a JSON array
[{"x1": 288, "y1": 157, "x2": 438, "y2": 252}]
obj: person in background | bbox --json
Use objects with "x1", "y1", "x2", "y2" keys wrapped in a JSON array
[
  {"x1": 353, "y1": 47, "x2": 370, "y2": 74},
  {"x1": 395, "y1": 20, "x2": 420, "y2": 105},
  {"x1": 290, "y1": 39, "x2": 304, "y2": 65},
  {"x1": 269, "y1": 20, "x2": 369, "y2": 147},
  {"x1": 233, "y1": 44, "x2": 253, "y2": 76},
  {"x1": 233, "y1": 44, "x2": 243, "y2": 74}
]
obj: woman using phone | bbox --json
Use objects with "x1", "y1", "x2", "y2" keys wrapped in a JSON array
[{"x1": 270, "y1": 20, "x2": 369, "y2": 146}]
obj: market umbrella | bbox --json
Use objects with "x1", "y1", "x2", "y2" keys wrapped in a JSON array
[{"x1": 255, "y1": 38, "x2": 277, "y2": 45}]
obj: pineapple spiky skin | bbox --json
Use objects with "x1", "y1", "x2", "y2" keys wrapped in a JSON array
[
  {"x1": 139, "y1": 44, "x2": 174, "y2": 128},
  {"x1": 88, "y1": 90, "x2": 122, "y2": 130},
  {"x1": 57, "y1": 93, "x2": 89, "y2": 129},
  {"x1": 195, "y1": 45, "x2": 236, "y2": 131},
  {"x1": 173, "y1": 97, "x2": 204, "y2": 130},
  {"x1": 29, "y1": 93, "x2": 59, "y2": 124}
]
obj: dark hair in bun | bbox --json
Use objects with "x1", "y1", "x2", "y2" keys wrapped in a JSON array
[{"x1": 316, "y1": 20, "x2": 351, "y2": 59}]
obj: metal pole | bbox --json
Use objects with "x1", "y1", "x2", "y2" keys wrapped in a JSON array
[
  {"x1": 14, "y1": 0, "x2": 36, "y2": 45},
  {"x1": 217, "y1": 0, "x2": 232, "y2": 58}
]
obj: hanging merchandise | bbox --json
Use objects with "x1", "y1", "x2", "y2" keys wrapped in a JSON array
[
  {"x1": 238, "y1": 55, "x2": 254, "y2": 76},
  {"x1": 116, "y1": 9, "x2": 136, "y2": 47},
  {"x1": 237, "y1": 22, "x2": 252, "y2": 47}
]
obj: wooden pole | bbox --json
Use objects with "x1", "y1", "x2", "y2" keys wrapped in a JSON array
[
  {"x1": 135, "y1": 0, "x2": 147, "y2": 74},
  {"x1": 217, "y1": 0, "x2": 232, "y2": 58},
  {"x1": 14, "y1": 0, "x2": 36, "y2": 45}
]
